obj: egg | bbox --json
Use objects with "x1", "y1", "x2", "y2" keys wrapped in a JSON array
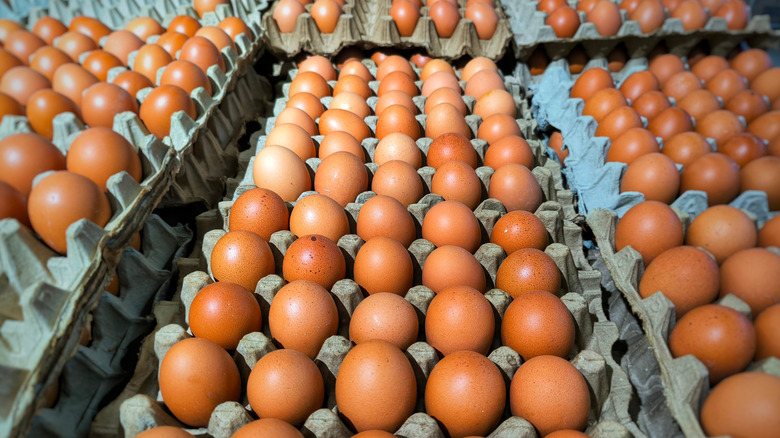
[
  {"x1": 25, "y1": 89, "x2": 80, "y2": 140},
  {"x1": 490, "y1": 210, "x2": 549, "y2": 254},
  {"x1": 311, "y1": 0, "x2": 342, "y2": 34},
  {"x1": 649, "y1": 54, "x2": 686, "y2": 87},
  {"x1": 160, "y1": 60, "x2": 213, "y2": 96},
  {"x1": 677, "y1": 89, "x2": 722, "y2": 121},
  {"x1": 706, "y1": 69, "x2": 747, "y2": 103},
  {"x1": 81, "y1": 82, "x2": 140, "y2": 129},
  {"x1": 747, "y1": 111, "x2": 780, "y2": 142},
  {"x1": 353, "y1": 236, "x2": 413, "y2": 296},
  {"x1": 758, "y1": 215, "x2": 780, "y2": 248},
  {"x1": 276, "y1": 107, "x2": 318, "y2": 138},
  {"x1": 356, "y1": 195, "x2": 417, "y2": 247},
  {"x1": 473, "y1": 89, "x2": 517, "y2": 120},
  {"x1": 571, "y1": 67, "x2": 614, "y2": 101},
  {"x1": 273, "y1": 0, "x2": 306, "y2": 33},
  {"x1": 662, "y1": 131, "x2": 712, "y2": 167},
  {"x1": 496, "y1": 247, "x2": 561, "y2": 297},
  {"x1": 583, "y1": 88, "x2": 627, "y2": 123},
  {"x1": 376, "y1": 89, "x2": 417, "y2": 117},
  {"x1": 31, "y1": 17, "x2": 67, "y2": 46},
  {"x1": 188, "y1": 281, "x2": 262, "y2": 350},
  {"x1": 608, "y1": 128, "x2": 662, "y2": 167},
  {"x1": 483, "y1": 135, "x2": 534, "y2": 170},
  {"x1": 179, "y1": 36, "x2": 226, "y2": 74},
  {"x1": 334, "y1": 74, "x2": 372, "y2": 99},
  {"x1": 587, "y1": 0, "x2": 622, "y2": 36},
  {"x1": 331, "y1": 92, "x2": 372, "y2": 120},
  {"x1": 639, "y1": 246, "x2": 719, "y2": 317},
  {"x1": 158, "y1": 338, "x2": 241, "y2": 427},
  {"x1": 246, "y1": 349, "x2": 324, "y2": 427},
  {"x1": 139, "y1": 84, "x2": 197, "y2": 138},
  {"x1": 647, "y1": 107, "x2": 693, "y2": 143},
  {"x1": 154, "y1": 31, "x2": 189, "y2": 58},
  {"x1": 424, "y1": 87, "x2": 467, "y2": 116},
  {"x1": 0, "y1": 132, "x2": 65, "y2": 196},
  {"x1": 267, "y1": 123, "x2": 317, "y2": 161},
  {"x1": 376, "y1": 104, "x2": 420, "y2": 140},
  {"x1": 194, "y1": 26, "x2": 235, "y2": 52},
  {"x1": 390, "y1": 0, "x2": 421, "y2": 36},
  {"x1": 685, "y1": 205, "x2": 756, "y2": 264},
  {"x1": 376, "y1": 55, "x2": 416, "y2": 81},
  {"x1": 335, "y1": 340, "x2": 416, "y2": 432},
  {"x1": 1, "y1": 66, "x2": 51, "y2": 106},
  {"x1": 701, "y1": 372, "x2": 780, "y2": 438},
  {"x1": 319, "y1": 108, "x2": 372, "y2": 142},
  {"x1": 0, "y1": 48, "x2": 23, "y2": 79},
  {"x1": 538, "y1": 0, "x2": 567, "y2": 13},
  {"x1": 755, "y1": 304, "x2": 780, "y2": 360},
  {"x1": 506, "y1": 290, "x2": 575, "y2": 360},
  {"x1": 731, "y1": 49, "x2": 772, "y2": 83},
  {"x1": 135, "y1": 426, "x2": 195, "y2": 438},
  {"x1": 714, "y1": 0, "x2": 748, "y2": 30},
  {"x1": 595, "y1": 107, "x2": 643, "y2": 141},
  {"x1": 371, "y1": 160, "x2": 424, "y2": 206},
  {"x1": 477, "y1": 113, "x2": 521, "y2": 146},
  {"x1": 510, "y1": 355, "x2": 590, "y2": 436},
  {"x1": 193, "y1": 0, "x2": 230, "y2": 17},
  {"x1": 488, "y1": 163, "x2": 543, "y2": 212},
  {"x1": 287, "y1": 92, "x2": 325, "y2": 120},
  {"x1": 219, "y1": 16, "x2": 254, "y2": 42},
  {"x1": 422, "y1": 245, "x2": 486, "y2": 293},
  {"x1": 691, "y1": 55, "x2": 730, "y2": 82},
  {"x1": 0, "y1": 180, "x2": 30, "y2": 227},
  {"x1": 4, "y1": 30, "x2": 45, "y2": 65},
  {"x1": 0, "y1": 19, "x2": 23, "y2": 43},
  {"x1": 431, "y1": 161, "x2": 482, "y2": 210},
  {"x1": 429, "y1": 1, "x2": 461, "y2": 37},
  {"x1": 619, "y1": 70, "x2": 660, "y2": 101},
  {"x1": 547, "y1": 6, "x2": 580, "y2": 38},
  {"x1": 461, "y1": 57, "x2": 498, "y2": 82},
  {"x1": 669, "y1": 304, "x2": 755, "y2": 384},
  {"x1": 720, "y1": 133, "x2": 766, "y2": 167},
  {"x1": 253, "y1": 145, "x2": 311, "y2": 202},
  {"x1": 233, "y1": 419, "x2": 303, "y2": 438},
  {"x1": 288, "y1": 195, "x2": 348, "y2": 247},
  {"x1": 620, "y1": 152, "x2": 680, "y2": 203},
  {"x1": 228, "y1": 187, "x2": 289, "y2": 240},
  {"x1": 670, "y1": 0, "x2": 708, "y2": 30},
  {"x1": 269, "y1": 279, "x2": 339, "y2": 358},
  {"x1": 374, "y1": 132, "x2": 422, "y2": 168},
  {"x1": 425, "y1": 351, "x2": 505, "y2": 437},
  {"x1": 28, "y1": 46, "x2": 71, "y2": 81},
  {"x1": 425, "y1": 285, "x2": 495, "y2": 356},
  {"x1": 662, "y1": 71, "x2": 703, "y2": 101},
  {"x1": 133, "y1": 43, "x2": 173, "y2": 83},
  {"x1": 66, "y1": 127, "x2": 142, "y2": 190},
  {"x1": 112, "y1": 71, "x2": 154, "y2": 100},
  {"x1": 102, "y1": 30, "x2": 144, "y2": 66},
  {"x1": 422, "y1": 200, "x2": 482, "y2": 252},
  {"x1": 614, "y1": 200, "x2": 684, "y2": 266},
  {"x1": 720, "y1": 248, "x2": 780, "y2": 315},
  {"x1": 725, "y1": 90, "x2": 768, "y2": 124},
  {"x1": 680, "y1": 152, "x2": 741, "y2": 205},
  {"x1": 741, "y1": 156, "x2": 780, "y2": 210},
  {"x1": 421, "y1": 70, "x2": 460, "y2": 98},
  {"x1": 464, "y1": 70, "x2": 505, "y2": 100},
  {"x1": 631, "y1": 90, "x2": 671, "y2": 122},
  {"x1": 349, "y1": 292, "x2": 418, "y2": 349},
  {"x1": 210, "y1": 230, "x2": 275, "y2": 291}
]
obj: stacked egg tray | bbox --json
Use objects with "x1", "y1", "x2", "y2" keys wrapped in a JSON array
[
  {"x1": 503, "y1": 0, "x2": 779, "y2": 62},
  {"x1": 0, "y1": 0, "x2": 47, "y2": 22},
  {"x1": 586, "y1": 208, "x2": 780, "y2": 438},
  {"x1": 0, "y1": 4, "x2": 271, "y2": 437},
  {"x1": 261, "y1": 0, "x2": 513, "y2": 60},
  {"x1": 91, "y1": 65, "x2": 647, "y2": 437}
]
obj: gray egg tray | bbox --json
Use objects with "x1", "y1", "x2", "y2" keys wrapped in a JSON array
[{"x1": 503, "y1": 0, "x2": 780, "y2": 62}]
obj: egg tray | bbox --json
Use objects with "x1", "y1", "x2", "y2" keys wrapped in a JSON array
[
  {"x1": 526, "y1": 60, "x2": 777, "y2": 220},
  {"x1": 0, "y1": 21, "x2": 271, "y2": 438},
  {"x1": 261, "y1": 0, "x2": 513, "y2": 61},
  {"x1": 503, "y1": 0, "x2": 780, "y2": 63},
  {"x1": 586, "y1": 207, "x2": 780, "y2": 438},
  {"x1": 0, "y1": 0, "x2": 46, "y2": 22},
  {"x1": 29, "y1": 215, "x2": 192, "y2": 438}
]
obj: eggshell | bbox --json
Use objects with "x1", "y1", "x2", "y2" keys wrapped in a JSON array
[
  {"x1": 614, "y1": 200, "x2": 684, "y2": 266},
  {"x1": 732, "y1": 49, "x2": 773, "y2": 83},
  {"x1": 582, "y1": 88, "x2": 627, "y2": 123},
  {"x1": 720, "y1": 248, "x2": 780, "y2": 316},
  {"x1": 422, "y1": 245, "x2": 486, "y2": 293},
  {"x1": 349, "y1": 292, "x2": 418, "y2": 349},
  {"x1": 741, "y1": 156, "x2": 780, "y2": 210},
  {"x1": 502, "y1": 290, "x2": 575, "y2": 359},
  {"x1": 488, "y1": 164, "x2": 543, "y2": 212},
  {"x1": 425, "y1": 103, "x2": 471, "y2": 140},
  {"x1": 246, "y1": 349, "x2": 324, "y2": 426},
  {"x1": 158, "y1": 338, "x2": 241, "y2": 427},
  {"x1": 356, "y1": 195, "x2": 417, "y2": 247},
  {"x1": 662, "y1": 131, "x2": 712, "y2": 167},
  {"x1": 649, "y1": 54, "x2": 686, "y2": 87},
  {"x1": 233, "y1": 419, "x2": 304, "y2": 438},
  {"x1": 754, "y1": 304, "x2": 780, "y2": 360},
  {"x1": 676, "y1": 89, "x2": 722, "y2": 121},
  {"x1": 431, "y1": 161, "x2": 481, "y2": 210},
  {"x1": 620, "y1": 152, "x2": 679, "y2": 203},
  {"x1": 371, "y1": 160, "x2": 424, "y2": 206},
  {"x1": 283, "y1": 234, "x2": 346, "y2": 290},
  {"x1": 425, "y1": 351, "x2": 505, "y2": 438},
  {"x1": 586, "y1": 0, "x2": 622, "y2": 36},
  {"x1": 619, "y1": 70, "x2": 659, "y2": 102},
  {"x1": 483, "y1": 135, "x2": 534, "y2": 170},
  {"x1": 680, "y1": 152, "x2": 740, "y2": 206},
  {"x1": 425, "y1": 286, "x2": 495, "y2": 356},
  {"x1": 210, "y1": 230, "x2": 275, "y2": 292},
  {"x1": 229, "y1": 188, "x2": 289, "y2": 241},
  {"x1": 319, "y1": 108, "x2": 372, "y2": 142},
  {"x1": 139, "y1": 85, "x2": 197, "y2": 139},
  {"x1": 66, "y1": 127, "x2": 142, "y2": 191},
  {"x1": 354, "y1": 237, "x2": 414, "y2": 296},
  {"x1": 631, "y1": 90, "x2": 671, "y2": 122},
  {"x1": 269, "y1": 279, "x2": 339, "y2": 358},
  {"x1": 490, "y1": 210, "x2": 549, "y2": 254},
  {"x1": 496, "y1": 248, "x2": 561, "y2": 298},
  {"x1": 189, "y1": 281, "x2": 262, "y2": 350},
  {"x1": 427, "y1": 132, "x2": 478, "y2": 168},
  {"x1": 662, "y1": 71, "x2": 703, "y2": 101},
  {"x1": 253, "y1": 145, "x2": 311, "y2": 202},
  {"x1": 424, "y1": 87, "x2": 467, "y2": 116},
  {"x1": 607, "y1": 127, "x2": 660, "y2": 164},
  {"x1": 374, "y1": 133, "x2": 422, "y2": 168},
  {"x1": 335, "y1": 340, "x2": 416, "y2": 433},
  {"x1": 685, "y1": 205, "x2": 756, "y2": 264},
  {"x1": 81, "y1": 82, "x2": 139, "y2": 130},
  {"x1": 701, "y1": 372, "x2": 780, "y2": 438},
  {"x1": 289, "y1": 193, "x2": 349, "y2": 242},
  {"x1": 696, "y1": 110, "x2": 744, "y2": 148}
]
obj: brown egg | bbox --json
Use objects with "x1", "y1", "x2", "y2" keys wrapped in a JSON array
[
  {"x1": 496, "y1": 247, "x2": 561, "y2": 297},
  {"x1": 0, "y1": 180, "x2": 30, "y2": 227},
  {"x1": 374, "y1": 132, "x2": 422, "y2": 168},
  {"x1": 720, "y1": 248, "x2": 780, "y2": 316},
  {"x1": 671, "y1": 0, "x2": 708, "y2": 30},
  {"x1": 461, "y1": 57, "x2": 498, "y2": 82},
  {"x1": 741, "y1": 156, "x2": 780, "y2": 210},
  {"x1": 339, "y1": 60, "x2": 373, "y2": 83},
  {"x1": 330, "y1": 92, "x2": 371, "y2": 120},
  {"x1": 662, "y1": 71, "x2": 703, "y2": 101},
  {"x1": 706, "y1": 69, "x2": 748, "y2": 103},
  {"x1": 431, "y1": 161, "x2": 482, "y2": 210},
  {"x1": 620, "y1": 152, "x2": 680, "y2": 203},
  {"x1": 502, "y1": 290, "x2": 574, "y2": 360},
  {"x1": 725, "y1": 90, "x2": 768, "y2": 124},
  {"x1": 390, "y1": 0, "x2": 421, "y2": 36},
  {"x1": 477, "y1": 113, "x2": 521, "y2": 146},
  {"x1": 714, "y1": 0, "x2": 748, "y2": 30},
  {"x1": 210, "y1": 230, "x2": 275, "y2": 291},
  {"x1": 669, "y1": 304, "x2": 755, "y2": 384},
  {"x1": 298, "y1": 55, "x2": 337, "y2": 82},
  {"x1": 681, "y1": 152, "x2": 740, "y2": 205},
  {"x1": 153, "y1": 31, "x2": 189, "y2": 59},
  {"x1": 135, "y1": 426, "x2": 195, "y2": 438},
  {"x1": 648, "y1": 107, "x2": 693, "y2": 143},
  {"x1": 275, "y1": 108, "x2": 317, "y2": 139},
  {"x1": 28, "y1": 46, "x2": 71, "y2": 81},
  {"x1": 464, "y1": 70, "x2": 506, "y2": 101},
  {"x1": 615, "y1": 200, "x2": 684, "y2": 265},
  {"x1": 571, "y1": 68, "x2": 614, "y2": 101},
  {"x1": 538, "y1": 0, "x2": 567, "y2": 13},
  {"x1": 189, "y1": 281, "x2": 262, "y2": 350},
  {"x1": 595, "y1": 107, "x2": 643, "y2": 141},
  {"x1": 0, "y1": 66, "x2": 51, "y2": 106},
  {"x1": 273, "y1": 0, "x2": 306, "y2": 33},
  {"x1": 376, "y1": 55, "x2": 416, "y2": 81},
  {"x1": 691, "y1": 55, "x2": 730, "y2": 82},
  {"x1": 353, "y1": 236, "x2": 413, "y2": 296},
  {"x1": 356, "y1": 195, "x2": 416, "y2": 247},
  {"x1": 483, "y1": 135, "x2": 534, "y2": 170},
  {"x1": 639, "y1": 246, "x2": 719, "y2": 317},
  {"x1": 547, "y1": 6, "x2": 581, "y2": 38},
  {"x1": 66, "y1": 127, "x2": 142, "y2": 190},
  {"x1": 649, "y1": 54, "x2": 686, "y2": 88},
  {"x1": 287, "y1": 92, "x2": 325, "y2": 120},
  {"x1": 758, "y1": 215, "x2": 780, "y2": 248},
  {"x1": 233, "y1": 419, "x2": 304, "y2": 438},
  {"x1": 510, "y1": 355, "x2": 590, "y2": 436},
  {"x1": 421, "y1": 70, "x2": 460, "y2": 98},
  {"x1": 32, "y1": 17, "x2": 67, "y2": 46},
  {"x1": 587, "y1": 0, "x2": 623, "y2": 36},
  {"x1": 770, "y1": 137, "x2": 780, "y2": 157},
  {"x1": 290, "y1": 71, "x2": 331, "y2": 99},
  {"x1": 701, "y1": 372, "x2": 780, "y2": 438},
  {"x1": 132, "y1": 43, "x2": 172, "y2": 83},
  {"x1": 0, "y1": 133, "x2": 65, "y2": 196},
  {"x1": 0, "y1": 91, "x2": 23, "y2": 122},
  {"x1": 253, "y1": 145, "x2": 311, "y2": 202},
  {"x1": 319, "y1": 108, "x2": 372, "y2": 142},
  {"x1": 4, "y1": 30, "x2": 45, "y2": 65},
  {"x1": 677, "y1": 89, "x2": 722, "y2": 122},
  {"x1": 424, "y1": 87, "x2": 467, "y2": 116},
  {"x1": 376, "y1": 104, "x2": 420, "y2": 140},
  {"x1": 582, "y1": 88, "x2": 627, "y2": 123},
  {"x1": 376, "y1": 89, "x2": 417, "y2": 117},
  {"x1": 490, "y1": 210, "x2": 549, "y2": 254},
  {"x1": 429, "y1": 0, "x2": 461, "y2": 37},
  {"x1": 465, "y1": 2, "x2": 499, "y2": 39},
  {"x1": 0, "y1": 47, "x2": 23, "y2": 79},
  {"x1": 425, "y1": 351, "x2": 505, "y2": 437},
  {"x1": 662, "y1": 131, "x2": 712, "y2": 166},
  {"x1": 335, "y1": 74, "x2": 372, "y2": 100},
  {"x1": 731, "y1": 49, "x2": 772, "y2": 83},
  {"x1": 425, "y1": 103, "x2": 472, "y2": 140},
  {"x1": 620, "y1": 70, "x2": 660, "y2": 101},
  {"x1": 372, "y1": 160, "x2": 423, "y2": 206},
  {"x1": 422, "y1": 200, "x2": 481, "y2": 252},
  {"x1": 630, "y1": 0, "x2": 666, "y2": 33},
  {"x1": 686, "y1": 205, "x2": 756, "y2": 264},
  {"x1": 139, "y1": 84, "x2": 197, "y2": 138},
  {"x1": 750, "y1": 67, "x2": 780, "y2": 102},
  {"x1": 158, "y1": 338, "x2": 240, "y2": 427},
  {"x1": 349, "y1": 292, "x2": 418, "y2": 351},
  {"x1": 422, "y1": 245, "x2": 486, "y2": 293},
  {"x1": 246, "y1": 349, "x2": 323, "y2": 427},
  {"x1": 81, "y1": 82, "x2": 140, "y2": 129},
  {"x1": 607, "y1": 127, "x2": 660, "y2": 164},
  {"x1": 0, "y1": 19, "x2": 23, "y2": 43},
  {"x1": 288, "y1": 193, "x2": 348, "y2": 243},
  {"x1": 473, "y1": 89, "x2": 517, "y2": 120},
  {"x1": 747, "y1": 111, "x2": 780, "y2": 142},
  {"x1": 425, "y1": 286, "x2": 495, "y2": 356},
  {"x1": 229, "y1": 188, "x2": 289, "y2": 241},
  {"x1": 218, "y1": 16, "x2": 254, "y2": 42},
  {"x1": 420, "y1": 59, "x2": 454, "y2": 82},
  {"x1": 25, "y1": 89, "x2": 80, "y2": 140},
  {"x1": 488, "y1": 164, "x2": 543, "y2": 213},
  {"x1": 101, "y1": 30, "x2": 144, "y2": 66},
  {"x1": 631, "y1": 90, "x2": 671, "y2": 122},
  {"x1": 269, "y1": 279, "x2": 339, "y2": 357},
  {"x1": 720, "y1": 133, "x2": 766, "y2": 168},
  {"x1": 111, "y1": 71, "x2": 154, "y2": 100},
  {"x1": 620, "y1": 0, "x2": 643, "y2": 13},
  {"x1": 319, "y1": 133, "x2": 363, "y2": 164},
  {"x1": 313, "y1": 151, "x2": 368, "y2": 207},
  {"x1": 755, "y1": 304, "x2": 780, "y2": 359}
]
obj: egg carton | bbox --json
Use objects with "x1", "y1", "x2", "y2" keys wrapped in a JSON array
[
  {"x1": 527, "y1": 60, "x2": 776, "y2": 220},
  {"x1": 261, "y1": 0, "x2": 513, "y2": 60},
  {"x1": 0, "y1": 0, "x2": 47, "y2": 22},
  {"x1": 29, "y1": 215, "x2": 193, "y2": 438},
  {"x1": 503, "y1": 0, "x2": 780, "y2": 62},
  {"x1": 586, "y1": 207, "x2": 780, "y2": 438}
]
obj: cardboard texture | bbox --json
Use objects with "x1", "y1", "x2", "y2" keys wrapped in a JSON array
[
  {"x1": 528, "y1": 59, "x2": 777, "y2": 220},
  {"x1": 587, "y1": 207, "x2": 780, "y2": 438},
  {"x1": 97, "y1": 75, "x2": 644, "y2": 437},
  {"x1": 0, "y1": 3, "x2": 271, "y2": 436},
  {"x1": 261, "y1": 0, "x2": 513, "y2": 60},
  {"x1": 504, "y1": 0, "x2": 780, "y2": 62}
]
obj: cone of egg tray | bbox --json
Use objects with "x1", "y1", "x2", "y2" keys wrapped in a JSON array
[
  {"x1": 29, "y1": 216, "x2": 193, "y2": 438},
  {"x1": 262, "y1": 0, "x2": 513, "y2": 60},
  {"x1": 504, "y1": 0, "x2": 780, "y2": 62},
  {"x1": 0, "y1": 0, "x2": 46, "y2": 22},
  {"x1": 586, "y1": 207, "x2": 780, "y2": 438},
  {"x1": 527, "y1": 60, "x2": 776, "y2": 220}
]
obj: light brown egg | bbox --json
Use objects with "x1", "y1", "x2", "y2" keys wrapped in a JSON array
[
  {"x1": 430, "y1": 160, "x2": 482, "y2": 210},
  {"x1": 376, "y1": 55, "x2": 415, "y2": 81},
  {"x1": 319, "y1": 108, "x2": 372, "y2": 142},
  {"x1": 747, "y1": 111, "x2": 780, "y2": 142},
  {"x1": 701, "y1": 372, "x2": 780, "y2": 438},
  {"x1": 671, "y1": 0, "x2": 708, "y2": 31},
  {"x1": 464, "y1": 69, "x2": 505, "y2": 100},
  {"x1": 461, "y1": 57, "x2": 498, "y2": 82},
  {"x1": 233, "y1": 419, "x2": 303, "y2": 438},
  {"x1": 339, "y1": 60, "x2": 373, "y2": 82},
  {"x1": 429, "y1": 1, "x2": 461, "y2": 37},
  {"x1": 356, "y1": 195, "x2": 417, "y2": 247},
  {"x1": 421, "y1": 59, "x2": 455, "y2": 82},
  {"x1": 488, "y1": 163, "x2": 543, "y2": 212},
  {"x1": 477, "y1": 113, "x2": 521, "y2": 145},
  {"x1": 0, "y1": 133, "x2": 65, "y2": 196},
  {"x1": 425, "y1": 103, "x2": 472, "y2": 139},
  {"x1": 210, "y1": 230, "x2": 274, "y2": 292},
  {"x1": 269, "y1": 279, "x2": 339, "y2": 357},
  {"x1": 374, "y1": 132, "x2": 422, "y2": 168},
  {"x1": 571, "y1": 67, "x2": 614, "y2": 101},
  {"x1": 28, "y1": 46, "x2": 71, "y2": 81},
  {"x1": 371, "y1": 160, "x2": 424, "y2": 206},
  {"x1": 287, "y1": 91, "x2": 325, "y2": 120},
  {"x1": 290, "y1": 71, "x2": 331, "y2": 99},
  {"x1": 422, "y1": 200, "x2": 482, "y2": 252},
  {"x1": 595, "y1": 107, "x2": 643, "y2": 141},
  {"x1": 253, "y1": 145, "x2": 311, "y2": 202},
  {"x1": 352, "y1": 236, "x2": 409, "y2": 295},
  {"x1": 299, "y1": 55, "x2": 337, "y2": 81},
  {"x1": 630, "y1": 0, "x2": 666, "y2": 34},
  {"x1": 483, "y1": 135, "x2": 534, "y2": 170},
  {"x1": 758, "y1": 215, "x2": 780, "y2": 248},
  {"x1": 473, "y1": 89, "x2": 517, "y2": 120},
  {"x1": 266, "y1": 123, "x2": 317, "y2": 161},
  {"x1": 314, "y1": 151, "x2": 368, "y2": 207},
  {"x1": 349, "y1": 292, "x2": 418, "y2": 349},
  {"x1": 426, "y1": 286, "x2": 495, "y2": 356},
  {"x1": 376, "y1": 89, "x2": 417, "y2": 117},
  {"x1": 714, "y1": 0, "x2": 748, "y2": 30},
  {"x1": 422, "y1": 245, "x2": 486, "y2": 293},
  {"x1": 273, "y1": 0, "x2": 306, "y2": 33},
  {"x1": 662, "y1": 131, "x2": 712, "y2": 167},
  {"x1": 631, "y1": 90, "x2": 671, "y2": 122},
  {"x1": 725, "y1": 90, "x2": 768, "y2": 124},
  {"x1": 376, "y1": 104, "x2": 420, "y2": 140},
  {"x1": 330, "y1": 91, "x2": 371, "y2": 120},
  {"x1": 620, "y1": 70, "x2": 660, "y2": 102},
  {"x1": 1, "y1": 66, "x2": 51, "y2": 106},
  {"x1": 66, "y1": 127, "x2": 142, "y2": 190},
  {"x1": 686, "y1": 205, "x2": 756, "y2": 264},
  {"x1": 615, "y1": 200, "x2": 684, "y2": 266},
  {"x1": 25, "y1": 89, "x2": 80, "y2": 140},
  {"x1": 648, "y1": 107, "x2": 693, "y2": 143},
  {"x1": 620, "y1": 152, "x2": 680, "y2": 203},
  {"x1": 334, "y1": 74, "x2": 373, "y2": 99},
  {"x1": 741, "y1": 156, "x2": 780, "y2": 210},
  {"x1": 289, "y1": 193, "x2": 349, "y2": 242},
  {"x1": 607, "y1": 127, "x2": 661, "y2": 165},
  {"x1": 721, "y1": 133, "x2": 766, "y2": 167},
  {"x1": 421, "y1": 70, "x2": 461, "y2": 98},
  {"x1": 424, "y1": 87, "x2": 467, "y2": 116}
]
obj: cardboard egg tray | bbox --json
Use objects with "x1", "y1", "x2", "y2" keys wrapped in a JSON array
[
  {"x1": 0, "y1": 5, "x2": 271, "y2": 437},
  {"x1": 261, "y1": 0, "x2": 513, "y2": 60},
  {"x1": 0, "y1": 0, "x2": 46, "y2": 22},
  {"x1": 525, "y1": 58, "x2": 776, "y2": 221},
  {"x1": 586, "y1": 207, "x2": 780, "y2": 438},
  {"x1": 29, "y1": 215, "x2": 193, "y2": 438},
  {"x1": 504, "y1": 0, "x2": 780, "y2": 62}
]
